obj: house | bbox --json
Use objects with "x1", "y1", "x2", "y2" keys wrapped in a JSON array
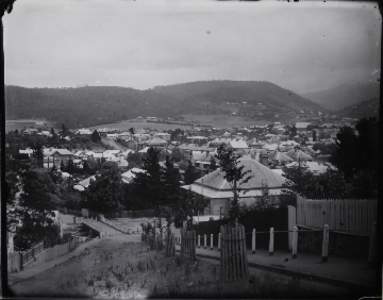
[
  {"x1": 19, "y1": 148, "x2": 34, "y2": 157},
  {"x1": 73, "y1": 175, "x2": 96, "y2": 192},
  {"x1": 121, "y1": 168, "x2": 146, "y2": 184},
  {"x1": 270, "y1": 151, "x2": 294, "y2": 166},
  {"x1": 43, "y1": 148, "x2": 74, "y2": 168},
  {"x1": 295, "y1": 122, "x2": 311, "y2": 132},
  {"x1": 182, "y1": 157, "x2": 286, "y2": 216},
  {"x1": 146, "y1": 137, "x2": 168, "y2": 147},
  {"x1": 154, "y1": 132, "x2": 171, "y2": 141},
  {"x1": 286, "y1": 149, "x2": 313, "y2": 162}
]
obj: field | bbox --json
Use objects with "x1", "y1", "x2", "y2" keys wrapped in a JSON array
[
  {"x1": 181, "y1": 114, "x2": 269, "y2": 128},
  {"x1": 89, "y1": 114, "x2": 270, "y2": 132},
  {"x1": 90, "y1": 119, "x2": 194, "y2": 132},
  {"x1": 6, "y1": 119, "x2": 54, "y2": 133}
]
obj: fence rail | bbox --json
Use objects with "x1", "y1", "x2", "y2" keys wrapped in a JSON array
[
  {"x1": 297, "y1": 196, "x2": 377, "y2": 236},
  {"x1": 8, "y1": 235, "x2": 86, "y2": 273}
]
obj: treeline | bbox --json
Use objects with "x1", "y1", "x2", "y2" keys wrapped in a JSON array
[
  {"x1": 283, "y1": 117, "x2": 379, "y2": 199},
  {"x1": 82, "y1": 147, "x2": 208, "y2": 225}
]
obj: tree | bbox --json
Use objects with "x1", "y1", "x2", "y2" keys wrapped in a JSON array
[
  {"x1": 183, "y1": 161, "x2": 200, "y2": 184},
  {"x1": 83, "y1": 164, "x2": 122, "y2": 215},
  {"x1": 32, "y1": 142, "x2": 44, "y2": 168},
  {"x1": 60, "y1": 123, "x2": 69, "y2": 137},
  {"x1": 216, "y1": 144, "x2": 252, "y2": 220},
  {"x1": 162, "y1": 156, "x2": 181, "y2": 206},
  {"x1": 15, "y1": 169, "x2": 58, "y2": 250},
  {"x1": 282, "y1": 166, "x2": 348, "y2": 199},
  {"x1": 330, "y1": 126, "x2": 357, "y2": 179},
  {"x1": 129, "y1": 147, "x2": 163, "y2": 209},
  {"x1": 91, "y1": 129, "x2": 101, "y2": 143},
  {"x1": 174, "y1": 189, "x2": 208, "y2": 226}
]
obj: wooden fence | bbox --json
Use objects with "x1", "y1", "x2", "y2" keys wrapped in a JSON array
[
  {"x1": 297, "y1": 196, "x2": 377, "y2": 236},
  {"x1": 8, "y1": 236, "x2": 86, "y2": 273},
  {"x1": 220, "y1": 223, "x2": 248, "y2": 282},
  {"x1": 180, "y1": 229, "x2": 196, "y2": 260}
]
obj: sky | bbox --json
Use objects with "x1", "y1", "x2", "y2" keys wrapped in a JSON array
[{"x1": 3, "y1": 0, "x2": 381, "y2": 94}]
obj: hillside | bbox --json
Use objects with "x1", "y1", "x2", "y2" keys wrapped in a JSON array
[
  {"x1": 5, "y1": 81, "x2": 325, "y2": 128},
  {"x1": 304, "y1": 81, "x2": 379, "y2": 111},
  {"x1": 338, "y1": 98, "x2": 379, "y2": 119}
]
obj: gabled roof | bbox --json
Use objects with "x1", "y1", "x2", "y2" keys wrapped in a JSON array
[
  {"x1": 194, "y1": 158, "x2": 285, "y2": 191},
  {"x1": 286, "y1": 149, "x2": 313, "y2": 162},
  {"x1": 272, "y1": 151, "x2": 294, "y2": 163},
  {"x1": 147, "y1": 137, "x2": 167, "y2": 146}
]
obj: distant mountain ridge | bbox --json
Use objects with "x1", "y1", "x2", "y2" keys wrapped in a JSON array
[
  {"x1": 303, "y1": 81, "x2": 379, "y2": 111},
  {"x1": 338, "y1": 98, "x2": 379, "y2": 119},
  {"x1": 5, "y1": 81, "x2": 325, "y2": 128}
]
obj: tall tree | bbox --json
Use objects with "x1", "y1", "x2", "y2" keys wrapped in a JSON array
[
  {"x1": 32, "y1": 142, "x2": 44, "y2": 168},
  {"x1": 91, "y1": 129, "x2": 101, "y2": 143},
  {"x1": 216, "y1": 144, "x2": 252, "y2": 220},
  {"x1": 130, "y1": 147, "x2": 163, "y2": 209},
  {"x1": 60, "y1": 123, "x2": 69, "y2": 137},
  {"x1": 162, "y1": 156, "x2": 181, "y2": 206},
  {"x1": 83, "y1": 164, "x2": 122, "y2": 215},
  {"x1": 15, "y1": 169, "x2": 58, "y2": 250}
]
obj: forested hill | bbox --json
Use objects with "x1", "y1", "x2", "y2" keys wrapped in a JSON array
[
  {"x1": 5, "y1": 81, "x2": 325, "y2": 128},
  {"x1": 338, "y1": 98, "x2": 379, "y2": 119}
]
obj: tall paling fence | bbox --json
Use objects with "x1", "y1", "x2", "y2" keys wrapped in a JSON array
[
  {"x1": 220, "y1": 223, "x2": 248, "y2": 282},
  {"x1": 8, "y1": 235, "x2": 87, "y2": 273},
  {"x1": 180, "y1": 229, "x2": 196, "y2": 261},
  {"x1": 296, "y1": 196, "x2": 377, "y2": 236}
]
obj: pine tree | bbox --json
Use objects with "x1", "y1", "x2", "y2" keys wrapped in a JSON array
[
  {"x1": 91, "y1": 129, "x2": 101, "y2": 143},
  {"x1": 163, "y1": 156, "x2": 181, "y2": 206},
  {"x1": 32, "y1": 142, "x2": 44, "y2": 168}
]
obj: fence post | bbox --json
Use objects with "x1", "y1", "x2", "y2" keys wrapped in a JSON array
[
  {"x1": 198, "y1": 234, "x2": 201, "y2": 248},
  {"x1": 268, "y1": 227, "x2": 274, "y2": 256},
  {"x1": 368, "y1": 222, "x2": 377, "y2": 264},
  {"x1": 292, "y1": 226, "x2": 298, "y2": 258},
  {"x1": 204, "y1": 234, "x2": 207, "y2": 249},
  {"x1": 252, "y1": 228, "x2": 256, "y2": 254},
  {"x1": 321, "y1": 224, "x2": 329, "y2": 262},
  {"x1": 210, "y1": 234, "x2": 214, "y2": 250},
  {"x1": 218, "y1": 232, "x2": 221, "y2": 251}
]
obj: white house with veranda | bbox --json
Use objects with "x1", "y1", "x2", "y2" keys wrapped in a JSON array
[{"x1": 182, "y1": 157, "x2": 287, "y2": 217}]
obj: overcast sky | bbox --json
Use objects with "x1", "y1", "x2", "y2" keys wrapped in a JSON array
[{"x1": 3, "y1": 0, "x2": 381, "y2": 94}]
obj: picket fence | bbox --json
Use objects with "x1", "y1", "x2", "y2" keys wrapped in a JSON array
[{"x1": 297, "y1": 196, "x2": 377, "y2": 236}]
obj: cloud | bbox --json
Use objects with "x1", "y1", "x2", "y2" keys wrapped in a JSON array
[{"x1": 3, "y1": 0, "x2": 381, "y2": 93}]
